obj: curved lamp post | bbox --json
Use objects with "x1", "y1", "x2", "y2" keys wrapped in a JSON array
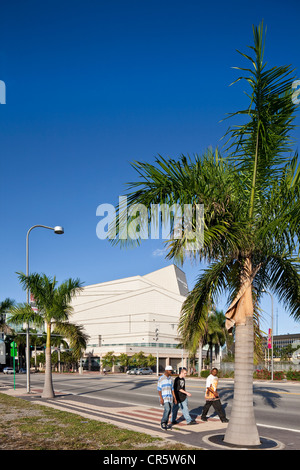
[{"x1": 26, "y1": 225, "x2": 64, "y2": 393}]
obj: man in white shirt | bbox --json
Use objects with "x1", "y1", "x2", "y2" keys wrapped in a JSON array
[{"x1": 201, "y1": 368, "x2": 228, "y2": 423}]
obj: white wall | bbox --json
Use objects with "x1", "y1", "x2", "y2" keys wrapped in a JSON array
[{"x1": 70, "y1": 265, "x2": 188, "y2": 356}]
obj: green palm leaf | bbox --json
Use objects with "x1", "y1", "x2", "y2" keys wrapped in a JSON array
[{"x1": 222, "y1": 21, "x2": 298, "y2": 220}]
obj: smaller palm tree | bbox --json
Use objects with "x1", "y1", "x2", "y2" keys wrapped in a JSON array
[
  {"x1": 0, "y1": 298, "x2": 15, "y2": 334},
  {"x1": 9, "y1": 273, "x2": 89, "y2": 398},
  {"x1": 203, "y1": 310, "x2": 227, "y2": 369}
]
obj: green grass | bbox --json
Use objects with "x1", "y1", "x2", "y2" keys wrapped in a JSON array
[{"x1": 0, "y1": 393, "x2": 201, "y2": 450}]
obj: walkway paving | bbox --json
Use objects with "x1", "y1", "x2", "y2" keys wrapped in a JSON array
[{"x1": 1, "y1": 385, "x2": 293, "y2": 450}]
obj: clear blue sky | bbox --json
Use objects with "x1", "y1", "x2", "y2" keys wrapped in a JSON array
[{"x1": 1, "y1": 0, "x2": 299, "y2": 335}]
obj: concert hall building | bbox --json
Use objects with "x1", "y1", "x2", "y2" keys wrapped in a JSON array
[{"x1": 71, "y1": 264, "x2": 191, "y2": 372}]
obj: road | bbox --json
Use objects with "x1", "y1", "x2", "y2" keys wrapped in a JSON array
[{"x1": 1, "y1": 372, "x2": 300, "y2": 449}]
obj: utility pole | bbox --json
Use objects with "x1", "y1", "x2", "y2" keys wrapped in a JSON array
[{"x1": 155, "y1": 326, "x2": 159, "y2": 376}]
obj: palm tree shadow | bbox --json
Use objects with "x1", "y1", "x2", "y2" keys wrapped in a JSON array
[
  {"x1": 189, "y1": 405, "x2": 204, "y2": 418},
  {"x1": 190, "y1": 401, "x2": 229, "y2": 419},
  {"x1": 217, "y1": 386, "x2": 283, "y2": 409},
  {"x1": 77, "y1": 384, "x2": 122, "y2": 396},
  {"x1": 129, "y1": 378, "x2": 157, "y2": 391},
  {"x1": 252, "y1": 386, "x2": 283, "y2": 409},
  {"x1": 190, "y1": 385, "x2": 284, "y2": 418}
]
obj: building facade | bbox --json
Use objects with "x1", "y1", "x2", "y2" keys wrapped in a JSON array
[
  {"x1": 263, "y1": 333, "x2": 300, "y2": 358},
  {"x1": 70, "y1": 264, "x2": 191, "y2": 371},
  {"x1": 272, "y1": 333, "x2": 300, "y2": 351}
]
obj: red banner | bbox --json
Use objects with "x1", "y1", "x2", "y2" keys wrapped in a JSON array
[{"x1": 267, "y1": 328, "x2": 272, "y2": 349}]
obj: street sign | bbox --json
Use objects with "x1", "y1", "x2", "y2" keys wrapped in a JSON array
[
  {"x1": 10, "y1": 341, "x2": 17, "y2": 390},
  {"x1": 10, "y1": 341, "x2": 17, "y2": 358}
]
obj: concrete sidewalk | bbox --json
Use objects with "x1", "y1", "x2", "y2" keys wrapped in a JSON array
[{"x1": 1, "y1": 385, "x2": 290, "y2": 450}]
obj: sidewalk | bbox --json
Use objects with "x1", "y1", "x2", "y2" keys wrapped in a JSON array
[{"x1": 1, "y1": 385, "x2": 291, "y2": 450}]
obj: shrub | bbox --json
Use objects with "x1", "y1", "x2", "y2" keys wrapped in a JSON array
[
  {"x1": 286, "y1": 370, "x2": 300, "y2": 381},
  {"x1": 273, "y1": 371, "x2": 285, "y2": 380},
  {"x1": 253, "y1": 369, "x2": 271, "y2": 380},
  {"x1": 221, "y1": 370, "x2": 234, "y2": 378},
  {"x1": 200, "y1": 370, "x2": 210, "y2": 378}
]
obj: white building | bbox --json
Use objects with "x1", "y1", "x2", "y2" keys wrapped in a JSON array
[{"x1": 70, "y1": 264, "x2": 190, "y2": 371}]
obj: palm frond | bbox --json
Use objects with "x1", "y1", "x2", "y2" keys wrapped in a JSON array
[
  {"x1": 178, "y1": 257, "x2": 237, "y2": 348},
  {"x1": 0, "y1": 298, "x2": 15, "y2": 314},
  {"x1": 222, "y1": 21, "x2": 298, "y2": 219},
  {"x1": 9, "y1": 303, "x2": 45, "y2": 327},
  {"x1": 53, "y1": 322, "x2": 89, "y2": 360},
  {"x1": 110, "y1": 149, "x2": 248, "y2": 263},
  {"x1": 263, "y1": 255, "x2": 300, "y2": 321}
]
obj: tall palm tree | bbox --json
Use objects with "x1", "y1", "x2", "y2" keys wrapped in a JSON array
[
  {"x1": 111, "y1": 23, "x2": 300, "y2": 446},
  {"x1": 9, "y1": 273, "x2": 88, "y2": 398},
  {"x1": 218, "y1": 22, "x2": 300, "y2": 445}
]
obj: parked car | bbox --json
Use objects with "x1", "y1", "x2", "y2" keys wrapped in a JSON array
[
  {"x1": 3, "y1": 367, "x2": 14, "y2": 374},
  {"x1": 136, "y1": 367, "x2": 153, "y2": 375},
  {"x1": 127, "y1": 368, "x2": 139, "y2": 374}
]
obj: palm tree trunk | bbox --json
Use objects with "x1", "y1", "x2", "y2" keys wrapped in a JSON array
[
  {"x1": 42, "y1": 323, "x2": 55, "y2": 398},
  {"x1": 224, "y1": 314, "x2": 260, "y2": 446}
]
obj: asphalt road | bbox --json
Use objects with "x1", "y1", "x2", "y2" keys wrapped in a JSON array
[{"x1": 1, "y1": 372, "x2": 300, "y2": 449}]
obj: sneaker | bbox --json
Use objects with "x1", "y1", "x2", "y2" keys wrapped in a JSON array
[
  {"x1": 201, "y1": 416, "x2": 208, "y2": 421},
  {"x1": 171, "y1": 420, "x2": 178, "y2": 425},
  {"x1": 221, "y1": 418, "x2": 229, "y2": 423},
  {"x1": 187, "y1": 420, "x2": 197, "y2": 425},
  {"x1": 160, "y1": 423, "x2": 168, "y2": 430}
]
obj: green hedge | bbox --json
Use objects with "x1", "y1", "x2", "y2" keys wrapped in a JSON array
[
  {"x1": 200, "y1": 368, "x2": 300, "y2": 380},
  {"x1": 200, "y1": 370, "x2": 210, "y2": 378},
  {"x1": 286, "y1": 370, "x2": 300, "y2": 381}
]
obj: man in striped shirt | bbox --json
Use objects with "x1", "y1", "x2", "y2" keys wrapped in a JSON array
[{"x1": 157, "y1": 365, "x2": 177, "y2": 430}]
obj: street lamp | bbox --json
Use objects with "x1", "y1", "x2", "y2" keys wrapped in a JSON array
[
  {"x1": 262, "y1": 289, "x2": 274, "y2": 381},
  {"x1": 155, "y1": 326, "x2": 159, "y2": 376},
  {"x1": 26, "y1": 225, "x2": 64, "y2": 393}
]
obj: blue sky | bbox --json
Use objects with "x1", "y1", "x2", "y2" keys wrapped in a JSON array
[{"x1": 1, "y1": 0, "x2": 300, "y2": 335}]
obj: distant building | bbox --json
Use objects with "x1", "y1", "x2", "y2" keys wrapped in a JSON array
[
  {"x1": 264, "y1": 333, "x2": 300, "y2": 354},
  {"x1": 262, "y1": 332, "x2": 300, "y2": 361},
  {"x1": 273, "y1": 333, "x2": 300, "y2": 349},
  {"x1": 71, "y1": 265, "x2": 192, "y2": 371}
]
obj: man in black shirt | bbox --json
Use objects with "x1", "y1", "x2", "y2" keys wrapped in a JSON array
[{"x1": 171, "y1": 367, "x2": 197, "y2": 425}]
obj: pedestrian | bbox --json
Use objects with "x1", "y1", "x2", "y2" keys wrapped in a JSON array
[
  {"x1": 157, "y1": 365, "x2": 177, "y2": 430},
  {"x1": 201, "y1": 367, "x2": 229, "y2": 422},
  {"x1": 171, "y1": 367, "x2": 197, "y2": 425}
]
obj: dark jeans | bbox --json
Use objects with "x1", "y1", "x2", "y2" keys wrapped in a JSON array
[
  {"x1": 161, "y1": 402, "x2": 172, "y2": 424},
  {"x1": 201, "y1": 399, "x2": 226, "y2": 421}
]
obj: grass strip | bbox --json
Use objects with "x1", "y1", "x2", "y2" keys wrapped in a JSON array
[{"x1": 0, "y1": 393, "x2": 200, "y2": 450}]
